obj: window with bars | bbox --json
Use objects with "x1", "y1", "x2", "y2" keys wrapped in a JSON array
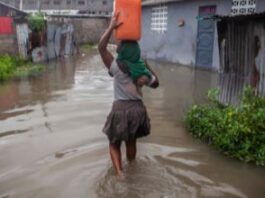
[
  {"x1": 42, "y1": 0, "x2": 50, "y2": 5},
  {"x1": 78, "y1": 0, "x2": 85, "y2": 5},
  {"x1": 27, "y1": 0, "x2": 35, "y2": 4},
  {"x1": 151, "y1": 5, "x2": 168, "y2": 33},
  {"x1": 53, "y1": 0, "x2": 60, "y2": 5}
]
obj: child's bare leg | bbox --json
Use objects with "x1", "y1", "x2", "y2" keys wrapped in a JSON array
[
  {"x1": 125, "y1": 138, "x2": 137, "y2": 162},
  {"x1": 109, "y1": 141, "x2": 123, "y2": 176}
]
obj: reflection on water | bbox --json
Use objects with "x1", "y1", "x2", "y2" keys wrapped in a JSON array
[
  {"x1": 0, "y1": 129, "x2": 29, "y2": 139},
  {"x1": 0, "y1": 50, "x2": 264, "y2": 198}
]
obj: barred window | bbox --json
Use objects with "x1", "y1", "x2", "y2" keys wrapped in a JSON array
[
  {"x1": 78, "y1": 0, "x2": 85, "y2": 5},
  {"x1": 53, "y1": 0, "x2": 60, "y2": 5},
  {"x1": 151, "y1": 5, "x2": 168, "y2": 33},
  {"x1": 42, "y1": 0, "x2": 50, "y2": 4}
]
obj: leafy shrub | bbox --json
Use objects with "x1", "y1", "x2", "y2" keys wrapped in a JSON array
[
  {"x1": 80, "y1": 43, "x2": 95, "y2": 53},
  {"x1": 28, "y1": 12, "x2": 45, "y2": 32},
  {"x1": 0, "y1": 54, "x2": 44, "y2": 81},
  {"x1": 185, "y1": 86, "x2": 265, "y2": 165},
  {"x1": 13, "y1": 64, "x2": 44, "y2": 78},
  {"x1": 0, "y1": 55, "x2": 16, "y2": 81}
]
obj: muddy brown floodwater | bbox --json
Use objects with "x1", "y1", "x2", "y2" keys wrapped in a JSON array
[{"x1": 0, "y1": 50, "x2": 264, "y2": 198}]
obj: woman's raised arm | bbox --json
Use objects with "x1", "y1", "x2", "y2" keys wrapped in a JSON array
[{"x1": 98, "y1": 13, "x2": 123, "y2": 69}]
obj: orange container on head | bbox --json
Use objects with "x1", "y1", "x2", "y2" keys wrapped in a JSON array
[{"x1": 114, "y1": 0, "x2": 142, "y2": 41}]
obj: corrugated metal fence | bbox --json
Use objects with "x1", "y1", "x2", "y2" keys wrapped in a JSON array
[
  {"x1": 218, "y1": 18, "x2": 265, "y2": 105},
  {"x1": 32, "y1": 22, "x2": 76, "y2": 62}
]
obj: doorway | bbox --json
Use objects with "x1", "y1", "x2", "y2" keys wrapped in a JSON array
[{"x1": 195, "y1": 6, "x2": 216, "y2": 69}]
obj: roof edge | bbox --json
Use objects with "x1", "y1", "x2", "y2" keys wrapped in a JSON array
[
  {"x1": 212, "y1": 12, "x2": 265, "y2": 20},
  {"x1": 142, "y1": 0, "x2": 184, "y2": 7},
  {"x1": 0, "y1": 1, "x2": 27, "y2": 14}
]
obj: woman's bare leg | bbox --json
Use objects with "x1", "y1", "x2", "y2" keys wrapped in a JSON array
[
  {"x1": 125, "y1": 138, "x2": 137, "y2": 162},
  {"x1": 109, "y1": 141, "x2": 123, "y2": 176}
]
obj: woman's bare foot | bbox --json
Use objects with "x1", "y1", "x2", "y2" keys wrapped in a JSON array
[{"x1": 117, "y1": 171, "x2": 126, "y2": 180}]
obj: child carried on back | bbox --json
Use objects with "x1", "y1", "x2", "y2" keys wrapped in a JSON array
[{"x1": 116, "y1": 41, "x2": 156, "y2": 87}]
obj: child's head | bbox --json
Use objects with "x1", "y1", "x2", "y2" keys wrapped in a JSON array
[
  {"x1": 117, "y1": 41, "x2": 141, "y2": 62},
  {"x1": 116, "y1": 40, "x2": 151, "y2": 83}
]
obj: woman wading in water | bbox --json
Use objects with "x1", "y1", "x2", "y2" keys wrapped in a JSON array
[{"x1": 98, "y1": 13, "x2": 159, "y2": 177}]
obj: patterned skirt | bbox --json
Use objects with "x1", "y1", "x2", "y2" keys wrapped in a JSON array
[{"x1": 103, "y1": 100, "x2": 151, "y2": 143}]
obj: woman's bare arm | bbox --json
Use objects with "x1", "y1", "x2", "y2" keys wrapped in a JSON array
[{"x1": 98, "y1": 13, "x2": 122, "y2": 69}]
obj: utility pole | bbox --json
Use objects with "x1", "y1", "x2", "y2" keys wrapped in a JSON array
[
  {"x1": 37, "y1": 0, "x2": 41, "y2": 12},
  {"x1": 19, "y1": 0, "x2": 23, "y2": 10}
]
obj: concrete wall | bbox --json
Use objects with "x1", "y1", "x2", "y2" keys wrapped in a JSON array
[
  {"x1": 140, "y1": 0, "x2": 232, "y2": 70},
  {"x1": 0, "y1": 35, "x2": 17, "y2": 55},
  {"x1": 256, "y1": 0, "x2": 265, "y2": 13},
  {"x1": 21, "y1": 0, "x2": 113, "y2": 12},
  {"x1": 50, "y1": 17, "x2": 109, "y2": 45},
  {"x1": 72, "y1": 18, "x2": 109, "y2": 45}
]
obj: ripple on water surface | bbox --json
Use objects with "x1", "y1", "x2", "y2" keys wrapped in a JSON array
[
  {"x1": 96, "y1": 144, "x2": 247, "y2": 198},
  {"x1": 0, "y1": 143, "x2": 248, "y2": 198},
  {"x1": 0, "y1": 51, "x2": 262, "y2": 198}
]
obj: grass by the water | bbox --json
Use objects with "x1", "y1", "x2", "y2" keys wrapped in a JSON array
[
  {"x1": 80, "y1": 43, "x2": 97, "y2": 53},
  {"x1": 0, "y1": 54, "x2": 44, "y2": 81}
]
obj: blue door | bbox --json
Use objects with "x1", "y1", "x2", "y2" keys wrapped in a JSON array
[{"x1": 195, "y1": 6, "x2": 216, "y2": 69}]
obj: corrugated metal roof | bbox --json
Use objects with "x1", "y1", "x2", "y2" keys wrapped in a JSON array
[
  {"x1": 142, "y1": 0, "x2": 184, "y2": 6},
  {"x1": 216, "y1": 12, "x2": 265, "y2": 20},
  {"x1": 197, "y1": 12, "x2": 265, "y2": 22},
  {"x1": 0, "y1": 1, "x2": 27, "y2": 14}
]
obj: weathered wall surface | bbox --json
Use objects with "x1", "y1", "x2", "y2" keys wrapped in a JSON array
[
  {"x1": 0, "y1": 35, "x2": 17, "y2": 55},
  {"x1": 256, "y1": 0, "x2": 265, "y2": 13},
  {"x1": 50, "y1": 17, "x2": 109, "y2": 45},
  {"x1": 72, "y1": 18, "x2": 109, "y2": 45},
  {"x1": 51, "y1": 17, "x2": 110, "y2": 44},
  {"x1": 140, "y1": 0, "x2": 232, "y2": 71}
]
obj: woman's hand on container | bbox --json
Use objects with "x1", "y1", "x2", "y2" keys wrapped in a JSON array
[{"x1": 109, "y1": 12, "x2": 123, "y2": 30}]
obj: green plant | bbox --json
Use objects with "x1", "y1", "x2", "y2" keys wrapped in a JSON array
[
  {"x1": 28, "y1": 12, "x2": 45, "y2": 32},
  {"x1": 13, "y1": 64, "x2": 44, "y2": 78},
  {"x1": 0, "y1": 54, "x2": 45, "y2": 81},
  {"x1": 207, "y1": 88, "x2": 227, "y2": 108},
  {"x1": 0, "y1": 55, "x2": 16, "y2": 81},
  {"x1": 185, "y1": 87, "x2": 265, "y2": 165},
  {"x1": 80, "y1": 43, "x2": 95, "y2": 52}
]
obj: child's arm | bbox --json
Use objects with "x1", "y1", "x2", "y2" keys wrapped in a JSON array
[{"x1": 144, "y1": 60, "x2": 159, "y2": 89}]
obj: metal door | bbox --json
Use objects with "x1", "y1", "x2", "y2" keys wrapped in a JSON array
[
  {"x1": 195, "y1": 6, "x2": 216, "y2": 69},
  {"x1": 47, "y1": 23, "x2": 57, "y2": 60},
  {"x1": 16, "y1": 23, "x2": 29, "y2": 59},
  {"x1": 63, "y1": 24, "x2": 74, "y2": 55},
  {"x1": 54, "y1": 26, "x2": 62, "y2": 58}
]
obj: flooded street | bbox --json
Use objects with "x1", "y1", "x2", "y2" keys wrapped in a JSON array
[{"x1": 0, "y1": 50, "x2": 264, "y2": 198}]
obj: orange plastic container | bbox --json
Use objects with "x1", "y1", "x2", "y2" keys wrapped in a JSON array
[{"x1": 114, "y1": 0, "x2": 141, "y2": 41}]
